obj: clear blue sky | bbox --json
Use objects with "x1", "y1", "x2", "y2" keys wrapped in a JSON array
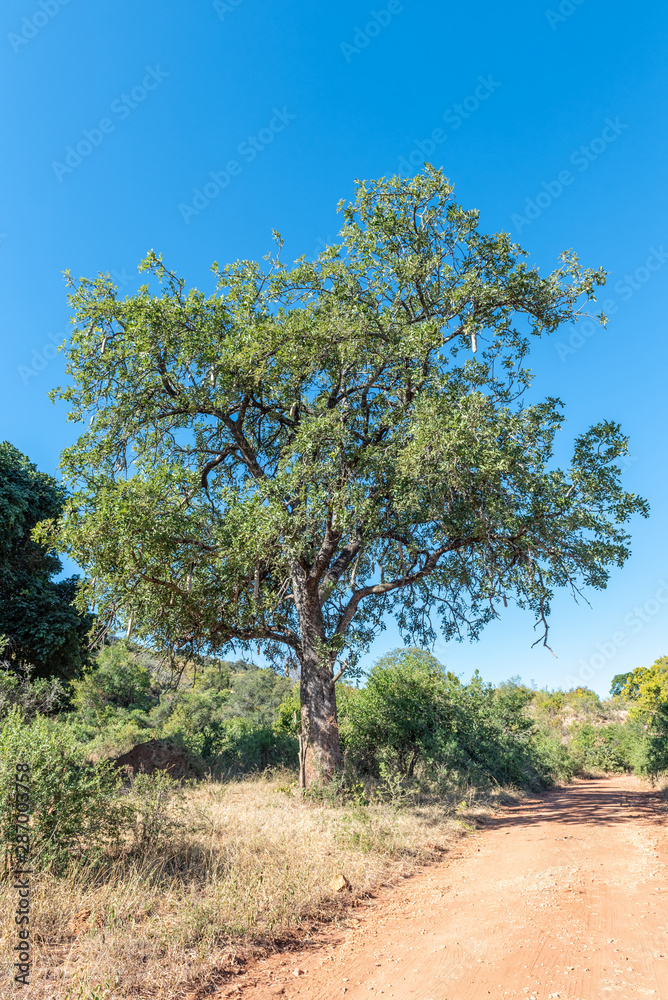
[{"x1": 2, "y1": 0, "x2": 667, "y2": 696}]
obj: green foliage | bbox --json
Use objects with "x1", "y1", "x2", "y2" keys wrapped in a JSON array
[
  {"x1": 610, "y1": 671, "x2": 633, "y2": 697},
  {"x1": 0, "y1": 665, "x2": 68, "y2": 722},
  {"x1": 222, "y1": 668, "x2": 294, "y2": 726},
  {"x1": 494, "y1": 677, "x2": 536, "y2": 730},
  {"x1": 612, "y1": 656, "x2": 668, "y2": 720},
  {"x1": 273, "y1": 685, "x2": 301, "y2": 736},
  {"x1": 339, "y1": 649, "x2": 568, "y2": 790},
  {"x1": 46, "y1": 168, "x2": 645, "y2": 716},
  {"x1": 530, "y1": 688, "x2": 565, "y2": 719},
  {"x1": 530, "y1": 686, "x2": 606, "y2": 729},
  {"x1": 190, "y1": 718, "x2": 298, "y2": 775},
  {"x1": 71, "y1": 640, "x2": 155, "y2": 725},
  {"x1": 569, "y1": 721, "x2": 645, "y2": 773},
  {"x1": 530, "y1": 728, "x2": 578, "y2": 783},
  {"x1": 155, "y1": 663, "x2": 291, "y2": 746},
  {"x1": 0, "y1": 708, "x2": 126, "y2": 871},
  {"x1": 0, "y1": 442, "x2": 93, "y2": 680},
  {"x1": 61, "y1": 640, "x2": 299, "y2": 775},
  {"x1": 340, "y1": 648, "x2": 460, "y2": 778},
  {"x1": 643, "y1": 704, "x2": 668, "y2": 778}
]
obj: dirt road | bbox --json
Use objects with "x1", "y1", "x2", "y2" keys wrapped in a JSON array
[{"x1": 226, "y1": 776, "x2": 668, "y2": 1000}]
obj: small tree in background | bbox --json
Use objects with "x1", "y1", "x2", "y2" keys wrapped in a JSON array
[
  {"x1": 612, "y1": 656, "x2": 668, "y2": 716},
  {"x1": 45, "y1": 167, "x2": 647, "y2": 784}
]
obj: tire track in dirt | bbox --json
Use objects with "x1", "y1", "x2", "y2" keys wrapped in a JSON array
[{"x1": 215, "y1": 776, "x2": 668, "y2": 999}]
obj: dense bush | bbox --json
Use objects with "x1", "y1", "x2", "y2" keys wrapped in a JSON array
[
  {"x1": 0, "y1": 665, "x2": 68, "y2": 722},
  {"x1": 569, "y1": 722, "x2": 644, "y2": 773},
  {"x1": 338, "y1": 649, "x2": 571, "y2": 790},
  {"x1": 338, "y1": 649, "x2": 457, "y2": 777},
  {"x1": 71, "y1": 641, "x2": 156, "y2": 724},
  {"x1": 66, "y1": 647, "x2": 295, "y2": 761},
  {"x1": 8, "y1": 634, "x2": 666, "y2": 817},
  {"x1": 175, "y1": 717, "x2": 298, "y2": 775},
  {"x1": 0, "y1": 708, "x2": 127, "y2": 871}
]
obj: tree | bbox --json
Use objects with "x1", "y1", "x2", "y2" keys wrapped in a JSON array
[
  {"x1": 45, "y1": 167, "x2": 647, "y2": 784},
  {"x1": 613, "y1": 657, "x2": 668, "y2": 719},
  {"x1": 338, "y1": 648, "x2": 460, "y2": 777},
  {"x1": 610, "y1": 671, "x2": 633, "y2": 698},
  {"x1": 0, "y1": 442, "x2": 92, "y2": 679}
]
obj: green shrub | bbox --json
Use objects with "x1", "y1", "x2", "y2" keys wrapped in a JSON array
[
  {"x1": 222, "y1": 668, "x2": 294, "y2": 726},
  {"x1": 0, "y1": 708, "x2": 128, "y2": 871},
  {"x1": 531, "y1": 728, "x2": 578, "y2": 783},
  {"x1": 339, "y1": 649, "x2": 459, "y2": 778},
  {"x1": 273, "y1": 685, "x2": 301, "y2": 736},
  {"x1": 0, "y1": 666, "x2": 68, "y2": 722},
  {"x1": 71, "y1": 641, "x2": 155, "y2": 725},
  {"x1": 193, "y1": 718, "x2": 298, "y2": 775},
  {"x1": 338, "y1": 650, "x2": 568, "y2": 790},
  {"x1": 643, "y1": 712, "x2": 668, "y2": 778},
  {"x1": 569, "y1": 721, "x2": 644, "y2": 773}
]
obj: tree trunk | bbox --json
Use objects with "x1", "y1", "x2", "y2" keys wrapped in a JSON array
[
  {"x1": 299, "y1": 645, "x2": 341, "y2": 785},
  {"x1": 292, "y1": 564, "x2": 342, "y2": 786}
]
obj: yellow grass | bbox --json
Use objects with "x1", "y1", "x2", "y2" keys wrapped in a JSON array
[{"x1": 0, "y1": 772, "x2": 515, "y2": 1000}]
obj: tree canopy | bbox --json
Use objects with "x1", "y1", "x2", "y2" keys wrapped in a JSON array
[
  {"x1": 44, "y1": 166, "x2": 647, "y2": 781},
  {"x1": 0, "y1": 442, "x2": 92, "y2": 679},
  {"x1": 612, "y1": 656, "x2": 668, "y2": 718}
]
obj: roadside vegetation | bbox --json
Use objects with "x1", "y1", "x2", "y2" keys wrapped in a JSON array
[{"x1": 2, "y1": 642, "x2": 667, "y2": 999}]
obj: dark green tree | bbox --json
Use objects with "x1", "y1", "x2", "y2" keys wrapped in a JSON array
[
  {"x1": 610, "y1": 671, "x2": 634, "y2": 698},
  {"x1": 0, "y1": 442, "x2": 92, "y2": 679},
  {"x1": 45, "y1": 167, "x2": 647, "y2": 783}
]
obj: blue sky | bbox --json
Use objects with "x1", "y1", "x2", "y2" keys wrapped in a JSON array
[{"x1": 1, "y1": 0, "x2": 667, "y2": 695}]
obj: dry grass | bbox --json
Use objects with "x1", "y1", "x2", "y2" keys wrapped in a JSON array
[{"x1": 0, "y1": 772, "x2": 516, "y2": 1000}]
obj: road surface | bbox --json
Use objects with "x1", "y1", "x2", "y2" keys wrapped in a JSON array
[{"x1": 219, "y1": 776, "x2": 668, "y2": 1000}]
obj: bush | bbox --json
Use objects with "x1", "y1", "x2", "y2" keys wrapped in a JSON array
[
  {"x1": 149, "y1": 661, "x2": 233, "y2": 733},
  {"x1": 0, "y1": 708, "x2": 127, "y2": 871},
  {"x1": 569, "y1": 722, "x2": 644, "y2": 773},
  {"x1": 195, "y1": 718, "x2": 298, "y2": 775},
  {"x1": 222, "y1": 668, "x2": 294, "y2": 726},
  {"x1": 274, "y1": 685, "x2": 301, "y2": 736},
  {"x1": 71, "y1": 641, "x2": 155, "y2": 725},
  {"x1": 339, "y1": 649, "x2": 460, "y2": 777},
  {"x1": 531, "y1": 728, "x2": 578, "y2": 783},
  {"x1": 339, "y1": 650, "x2": 562, "y2": 790},
  {"x1": 0, "y1": 665, "x2": 68, "y2": 722}
]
